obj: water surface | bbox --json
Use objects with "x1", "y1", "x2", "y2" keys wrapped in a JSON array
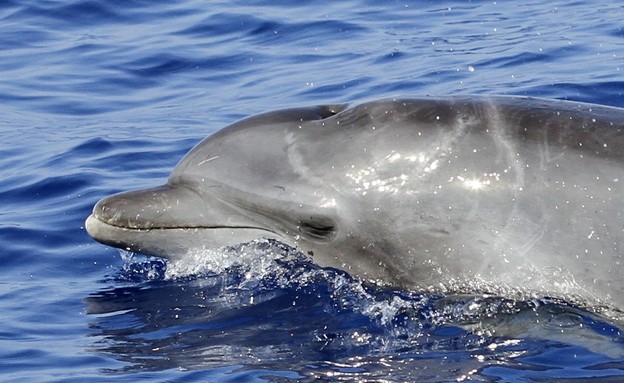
[{"x1": 1, "y1": 1, "x2": 624, "y2": 382}]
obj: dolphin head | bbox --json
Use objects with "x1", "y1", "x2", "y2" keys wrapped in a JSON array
[
  {"x1": 86, "y1": 104, "x2": 354, "y2": 264},
  {"x1": 86, "y1": 99, "x2": 469, "y2": 284}
]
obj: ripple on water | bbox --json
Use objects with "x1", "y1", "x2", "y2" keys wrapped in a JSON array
[{"x1": 81, "y1": 239, "x2": 624, "y2": 379}]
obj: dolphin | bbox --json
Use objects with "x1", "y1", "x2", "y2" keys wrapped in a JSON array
[{"x1": 85, "y1": 96, "x2": 624, "y2": 313}]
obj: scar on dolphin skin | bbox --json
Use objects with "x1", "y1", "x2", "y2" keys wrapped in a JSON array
[{"x1": 197, "y1": 155, "x2": 219, "y2": 166}]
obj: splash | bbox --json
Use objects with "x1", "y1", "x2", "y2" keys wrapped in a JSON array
[
  {"x1": 109, "y1": 239, "x2": 624, "y2": 361},
  {"x1": 163, "y1": 239, "x2": 305, "y2": 281},
  {"x1": 161, "y1": 239, "x2": 431, "y2": 332}
]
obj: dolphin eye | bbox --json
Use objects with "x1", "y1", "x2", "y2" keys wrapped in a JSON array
[{"x1": 299, "y1": 216, "x2": 336, "y2": 241}]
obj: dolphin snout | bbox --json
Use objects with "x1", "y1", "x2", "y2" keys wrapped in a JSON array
[
  {"x1": 85, "y1": 183, "x2": 287, "y2": 259},
  {"x1": 91, "y1": 184, "x2": 205, "y2": 230}
]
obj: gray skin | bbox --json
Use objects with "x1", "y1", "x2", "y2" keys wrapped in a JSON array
[{"x1": 86, "y1": 96, "x2": 624, "y2": 313}]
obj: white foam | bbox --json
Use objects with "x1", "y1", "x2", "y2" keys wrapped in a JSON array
[{"x1": 164, "y1": 241, "x2": 283, "y2": 280}]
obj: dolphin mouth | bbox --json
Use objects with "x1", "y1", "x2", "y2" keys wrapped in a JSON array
[
  {"x1": 88, "y1": 210, "x2": 278, "y2": 233},
  {"x1": 85, "y1": 184, "x2": 286, "y2": 258},
  {"x1": 85, "y1": 214, "x2": 283, "y2": 259},
  {"x1": 86, "y1": 213, "x2": 279, "y2": 235}
]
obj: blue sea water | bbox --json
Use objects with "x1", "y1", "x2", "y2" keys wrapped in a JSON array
[{"x1": 1, "y1": 0, "x2": 624, "y2": 381}]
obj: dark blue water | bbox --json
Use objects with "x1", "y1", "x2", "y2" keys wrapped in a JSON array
[{"x1": 2, "y1": 1, "x2": 624, "y2": 381}]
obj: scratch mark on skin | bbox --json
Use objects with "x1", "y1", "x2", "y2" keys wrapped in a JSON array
[{"x1": 198, "y1": 156, "x2": 220, "y2": 166}]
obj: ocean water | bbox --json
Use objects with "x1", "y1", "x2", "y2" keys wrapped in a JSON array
[{"x1": 1, "y1": 0, "x2": 624, "y2": 382}]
